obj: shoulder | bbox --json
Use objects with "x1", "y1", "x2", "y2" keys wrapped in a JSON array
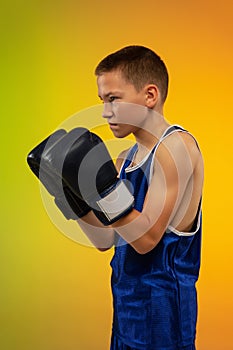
[
  {"x1": 156, "y1": 129, "x2": 202, "y2": 168},
  {"x1": 115, "y1": 147, "x2": 131, "y2": 172}
]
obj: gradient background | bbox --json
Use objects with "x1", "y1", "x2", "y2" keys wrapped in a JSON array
[{"x1": 1, "y1": 0, "x2": 233, "y2": 349}]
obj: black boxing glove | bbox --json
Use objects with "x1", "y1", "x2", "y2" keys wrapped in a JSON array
[
  {"x1": 27, "y1": 129, "x2": 91, "y2": 220},
  {"x1": 44, "y1": 128, "x2": 134, "y2": 225}
]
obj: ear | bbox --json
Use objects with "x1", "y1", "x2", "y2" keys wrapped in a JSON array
[{"x1": 145, "y1": 84, "x2": 159, "y2": 108}]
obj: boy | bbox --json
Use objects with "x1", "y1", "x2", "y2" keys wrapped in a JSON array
[
  {"x1": 28, "y1": 45, "x2": 204, "y2": 349},
  {"x1": 78, "y1": 46, "x2": 204, "y2": 349}
]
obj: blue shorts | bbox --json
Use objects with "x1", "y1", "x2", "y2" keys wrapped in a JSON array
[{"x1": 110, "y1": 333, "x2": 196, "y2": 350}]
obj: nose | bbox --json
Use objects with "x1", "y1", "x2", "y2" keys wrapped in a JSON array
[{"x1": 102, "y1": 102, "x2": 113, "y2": 119}]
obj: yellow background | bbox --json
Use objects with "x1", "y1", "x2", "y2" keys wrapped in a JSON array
[{"x1": 1, "y1": 0, "x2": 233, "y2": 349}]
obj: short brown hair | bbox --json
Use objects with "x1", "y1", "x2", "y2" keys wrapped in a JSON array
[{"x1": 95, "y1": 45, "x2": 169, "y2": 103}]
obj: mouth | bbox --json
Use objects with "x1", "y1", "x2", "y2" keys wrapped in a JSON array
[{"x1": 109, "y1": 122, "x2": 119, "y2": 129}]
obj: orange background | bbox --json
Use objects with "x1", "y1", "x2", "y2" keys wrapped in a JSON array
[{"x1": 1, "y1": 1, "x2": 233, "y2": 349}]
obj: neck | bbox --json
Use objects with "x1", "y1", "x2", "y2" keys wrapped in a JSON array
[{"x1": 133, "y1": 109, "x2": 170, "y2": 150}]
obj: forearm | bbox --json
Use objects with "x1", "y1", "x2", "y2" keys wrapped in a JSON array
[
  {"x1": 76, "y1": 211, "x2": 116, "y2": 251},
  {"x1": 112, "y1": 208, "x2": 164, "y2": 254}
]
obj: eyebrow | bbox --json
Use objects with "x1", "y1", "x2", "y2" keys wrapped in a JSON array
[{"x1": 98, "y1": 91, "x2": 121, "y2": 100}]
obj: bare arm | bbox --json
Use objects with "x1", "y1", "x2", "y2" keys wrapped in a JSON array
[
  {"x1": 76, "y1": 212, "x2": 115, "y2": 251},
  {"x1": 112, "y1": 132, "x2": 203, "y2": 254}
]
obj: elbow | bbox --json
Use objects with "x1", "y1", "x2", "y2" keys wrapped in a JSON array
[
  {"x1": 132, "y1": 236, "x2": 159, "y2": 255},
  {"x1": 131, "y1": 225, "x2": 165, "y2": 254},
  {"x1": 96, "y1": 243, "x2": 114, "y2": 252},
  {"x1": 97, "y1": 247, "x2": 112, "y2": 252}
]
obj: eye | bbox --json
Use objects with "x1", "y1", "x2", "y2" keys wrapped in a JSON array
[{"x1": 109, "y1": 96, "x2": 118, "y2": 103}]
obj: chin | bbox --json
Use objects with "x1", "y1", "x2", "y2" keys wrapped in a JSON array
[
  {"x1": 110, "y1": 124, "x2": 137, "y2": 139},
  {"x1": 111, "y1": 130, "x2": 129, "y2": 138}
]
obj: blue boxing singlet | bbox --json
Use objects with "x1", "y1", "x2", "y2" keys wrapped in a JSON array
[{"x1": 110, "y1": 125, "x2": 202, "y2": 350}]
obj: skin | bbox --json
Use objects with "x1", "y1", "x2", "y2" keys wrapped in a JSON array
[{"x1": 77, "y1": 69, "x2": 204, "y2": 254}]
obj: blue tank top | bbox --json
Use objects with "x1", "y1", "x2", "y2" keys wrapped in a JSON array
[{"x1": 110, "y1": 125, "x2": 202, "y2": 349}]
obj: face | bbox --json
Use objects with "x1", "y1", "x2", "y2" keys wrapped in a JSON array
[{"x1": 97, "y1": 70, "x2": 150, "y2": 138}]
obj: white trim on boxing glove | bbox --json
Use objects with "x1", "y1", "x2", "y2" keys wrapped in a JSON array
[{"x1": 96, "y1": 180, "x2": 134, "y2": 222}]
